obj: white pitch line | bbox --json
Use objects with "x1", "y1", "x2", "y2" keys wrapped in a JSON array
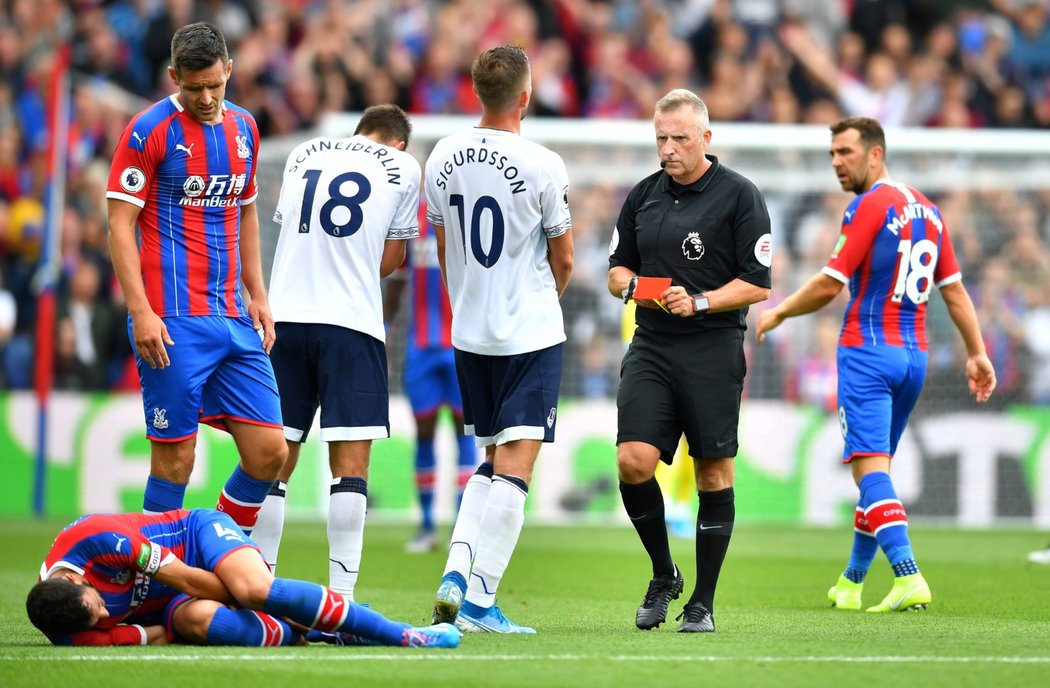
[{"x1": 2, "y1": 654, "x2": 1050, "y2": 664}]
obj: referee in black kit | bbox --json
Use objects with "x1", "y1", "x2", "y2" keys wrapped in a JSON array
[{"x1": 608, "y1": 89, "x2": 772, "y2": 634}]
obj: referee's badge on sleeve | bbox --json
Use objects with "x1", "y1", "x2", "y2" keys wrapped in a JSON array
[{"x1": 754, "y1": 233, "x2": 773, "y2": 267}]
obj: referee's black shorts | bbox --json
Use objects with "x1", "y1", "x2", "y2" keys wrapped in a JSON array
[{"x1": 616, "y1": 327, "x2": 745, "y2": 462}]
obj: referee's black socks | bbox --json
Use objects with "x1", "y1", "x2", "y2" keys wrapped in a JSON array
[
  {"x1": 690, "y1": 487, "x2": 735, "y2": 612},
  {"x1": 619, "y1": 477, "x2": 675, "y2": 578}
]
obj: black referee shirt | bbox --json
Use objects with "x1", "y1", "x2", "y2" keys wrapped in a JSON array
[{"x1": 609, "y1": 155, "x2": 772, "y2": 336}]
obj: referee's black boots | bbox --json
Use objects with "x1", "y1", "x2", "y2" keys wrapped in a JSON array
[
  {"x1": 676, "y1": 602, "x2": 715, "y2": 633},
  {"x1": 635, "y1": 565, "x2": 684, "y2": 630}
]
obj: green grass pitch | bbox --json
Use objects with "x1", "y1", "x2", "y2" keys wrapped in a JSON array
[{"x1": 1, "y1": 520, "x2": 1049, "y2": 688}]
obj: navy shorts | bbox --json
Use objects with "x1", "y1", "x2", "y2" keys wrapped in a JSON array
[
  {"x1": 617, "y1": 328, "x2": 745, "y2": 462},
  {"x1": 134, "y1": 316, "x2": 282, "y2": 441},
  {"x1": 837, "y1": 345, "x2": 927, "y2": 462},
  {"x1": 454, "y1": 344, "x2": 563, "y2": 447},
  {"x1": 270, "y1": 322, "x2": 389, "y2": 442},
  {"x1": 404, "y1": 343, "x2": 463, "y2": 417}
]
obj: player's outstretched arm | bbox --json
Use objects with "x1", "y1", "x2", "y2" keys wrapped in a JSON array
[
  {"x1": 153, "y1": 557, "x2": 235, "y2": 605},
  {"x1": 940, "y1": 281, "x2": 997, "y2": 403},
  {"x1": 756, "y1": 272, "x2": 843, "y2": 342}
]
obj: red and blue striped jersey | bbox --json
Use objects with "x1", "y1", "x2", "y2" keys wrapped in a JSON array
[
  {"x1": 407, "y1": 204, "x2": 453, "y2": 350},
  {"x1": 821, "y1": 180, "x2": 961, "y2": 350},
  {"x1": 39, "y1": 512, "x2": 187, "y2": 630},
  {"x1": 106, "y1": 95, "x2": 260, "y2": 318}
]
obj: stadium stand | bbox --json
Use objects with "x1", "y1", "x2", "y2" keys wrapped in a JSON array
[{"x1": 2, "y1": 0, "x2": 1050, "y2": 411}]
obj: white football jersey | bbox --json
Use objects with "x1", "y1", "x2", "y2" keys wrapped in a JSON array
[
  {"x1": 270, "y1": 134, "x2": 421, "y2": 342},
  {"x1": 424, "y1": 127, "x2": 571, "y2": 355}
]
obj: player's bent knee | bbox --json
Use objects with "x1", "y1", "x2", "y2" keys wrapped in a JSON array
[
  {"x1": 244, "y1": 437, "x2": 289, "y2": 479},
  {"x1": 233, "y1": 578, "x2": 275, "y2": 610}
]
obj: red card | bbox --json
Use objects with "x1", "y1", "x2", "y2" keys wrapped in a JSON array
[{"x1": 633, "y1": 277, "x2": 671, "y2": 301}]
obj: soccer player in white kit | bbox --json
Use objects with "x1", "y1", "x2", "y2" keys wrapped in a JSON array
[
  {"x1": 425, "y1": 45, "x2": 574, "y2": 634},
  {"x1": 254, "y1": 105, "x2": 421, "y2": 600}
]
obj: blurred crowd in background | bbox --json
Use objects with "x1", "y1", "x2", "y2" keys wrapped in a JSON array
[{"x1": 1, "y1": 0, "x2": 1049, "y2": 410}]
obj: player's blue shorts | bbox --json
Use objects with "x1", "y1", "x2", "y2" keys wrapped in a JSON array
[
  {"x1": 182, "y1": 508, "x2": 260, "y2": 570},
  {"x1": 270, "y1": 322, "x2": 389, "y2": 443},
  {"x1": 837, "y1": 345, "x2": 927, "y2": 462},
  {"x1": 133, "y1": 316, "x2": 282, "y2": 441},
  {"x1": 454, "y1": 343, "x2": 563, "y2": 447},
  {"x1": 164, "y1": 509, "x2": 261, "y2": 640},
  {"x1": 404, "y1": 343, "x2": 463, "y2": 417},
  {"x1": 163, "y1": 593, "x2": 196, "y2": 642}
]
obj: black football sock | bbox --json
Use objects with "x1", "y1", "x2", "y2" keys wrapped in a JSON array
[
  {"x1": 689, "y1": 487, "x2": 735, "y2": 612},
  {"x1": 619, "y1": 477, "x2": 675, "y2": 577}
]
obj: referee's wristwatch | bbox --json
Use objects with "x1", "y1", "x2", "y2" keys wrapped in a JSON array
[
  {"x1": 622, "y1": 276, "x2": 638, "y2": 303},
  {"x1": 692, "y1": 293, "x2": 710, "y2": 314}
]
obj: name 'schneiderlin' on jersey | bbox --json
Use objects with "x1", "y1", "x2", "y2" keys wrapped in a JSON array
[{"x1": 286, "y1": 138, "x2": 405, "y2": 185}]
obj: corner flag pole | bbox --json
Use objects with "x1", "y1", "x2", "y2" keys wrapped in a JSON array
[{"x1": 33, "y1": 44, "x2": 71, "y2": 518}]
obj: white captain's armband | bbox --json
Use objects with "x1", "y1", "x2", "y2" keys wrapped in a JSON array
[{"x1": 135, "y1": 542, "x2": 163, "y2": 575}]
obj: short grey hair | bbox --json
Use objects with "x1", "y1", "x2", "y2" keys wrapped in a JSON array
[{"x1": 655, "y1": 89, "x2": 709, "y2": 132}]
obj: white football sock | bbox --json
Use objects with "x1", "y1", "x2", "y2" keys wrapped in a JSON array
[
  {"x1": 328, "y1": 480, "x2": 367, "y2": 600},
  {"x1": 443, "y1": 469, "x2": 493, "y2": 580},
  {"x1": 251, "y1": 481, "x2": 287, "y2": 574},
  {"x1": 465, "y1": 476, "x2": 527, "y2": 608}
]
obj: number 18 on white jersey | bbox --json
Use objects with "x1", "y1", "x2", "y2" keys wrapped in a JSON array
[{"x1": 270, "y1": 134, "x2": 421, "y2": 343}]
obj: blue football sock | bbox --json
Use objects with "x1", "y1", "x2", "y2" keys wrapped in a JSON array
[
  {"x1": 217, "y1": 465, "x2": 274, "y2": 534},
  {"x1": 859, "y1": 471, "x2": 918, "y2": 573},
  {"x1": 205, "y1": 606, "x2": 297, "y2": 646},
  {"x1": 415, "y1": 439, "x2": 436, "y2": 531},
  {"x1": 845, "y1": 502, "x2": 878, "y2": 583},
  {"x1": 143, "y1": 475, "x2": 187, "y2": 514},
  {"x1": 341, "y1": 602, "x2": 407, "y2": 645},
  {"x1": 223, "y1": 464, "x2": 274, "y2": 504},
  {"x1": 265, "y1": 578, "x2": 406, "y2": 645},
  {"x1": 892, "y1": 558, "x2": 919, "y2": 576}
]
